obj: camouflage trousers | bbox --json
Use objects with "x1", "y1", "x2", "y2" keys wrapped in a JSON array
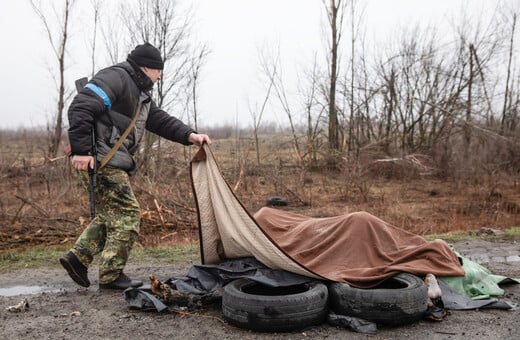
[{"x1": 70, "y1": 167, "x2": 141, "y2": 284}]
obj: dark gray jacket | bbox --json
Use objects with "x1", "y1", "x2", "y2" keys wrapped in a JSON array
[{"x1": 68, "y1": 61, "x2": 195, "y2": 174}]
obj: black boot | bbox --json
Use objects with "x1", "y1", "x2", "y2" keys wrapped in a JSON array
[
  {"x1": 60, "y1": 251, "x2": 90, "y2": 287},
  {"x1": 99, "y1": 272, "x2": 143, "y2": 290}
]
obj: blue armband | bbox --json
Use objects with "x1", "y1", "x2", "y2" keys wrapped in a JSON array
[{"x1": 85, "y1": 83, "x2": 112, "y2": 110}]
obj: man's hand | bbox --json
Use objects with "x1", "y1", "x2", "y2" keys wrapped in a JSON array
[
  {"x1": 71, "y1": 155, "x2": 95, "y2": 171},
  {"x1": 188, "y1": 133, "x2": 211, "y2": 146}
]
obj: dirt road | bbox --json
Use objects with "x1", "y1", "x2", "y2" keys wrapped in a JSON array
[{"x1": 1, "y1": 239, "x2": 519, "y2": 340}]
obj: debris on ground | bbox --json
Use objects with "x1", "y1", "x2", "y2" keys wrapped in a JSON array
[{"x1": 5, "y1": 298, "x2": 29, "y2": 313}]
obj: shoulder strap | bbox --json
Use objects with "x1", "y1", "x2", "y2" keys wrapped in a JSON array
[{"x1": 99, "y1": 111, "x2": 139, "y2": 169}]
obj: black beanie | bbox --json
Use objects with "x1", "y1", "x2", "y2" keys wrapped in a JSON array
[{"x1": 127, "y1": 42, "x2": 164, "y2": 70}]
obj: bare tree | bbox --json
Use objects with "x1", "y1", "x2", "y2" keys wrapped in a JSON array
[
  {"x1": 100, "y1": 2, "x2": 126, "y2": 65},
  {"x1": 300, "y1": 57, "x2": 328, "y2": 168},
  {"x1": 260, "y1": 50, "x2": 304, "y2": 167},
  {"x1": 322, "y1": 0, "x2": 347, "y2": 167},
  {"x1": 29, "y1": 0, "x2": 76, "y2": 159},
  {"x1": 337, "y1": 0, "x2": 366, "y2": 159},
  {"x1": 120, "y1": 0, "x2": 195, "y2": 174},
  {"x1": 123, "y1": 0, "x2": 192, "y2": 110},
  {"x1": 347, "y1": 1, "x2": 356, "y2": 154},
  {"x1": 188, "y1": 44, "x2": 211, "y2": 131},
  {"x1": 250, "y1": 74, "x2": 275, "y2": 166},
  {"x1": 260, "y1": 45, "x2": 327, "y2": 174},
  {"x1": 88, "y1": 0, "x2": 102, "y2": 77},
  {"x1": 500, "y1": 13, "x2": 517, "y2": 135},
  {"x1": 464, "y1": 44, "x2": 475, "y2": 158}
]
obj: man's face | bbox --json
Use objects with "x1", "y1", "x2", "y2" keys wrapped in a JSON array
[{"x1": 142, "y1": 67, "x2": 162, "y2": 84}]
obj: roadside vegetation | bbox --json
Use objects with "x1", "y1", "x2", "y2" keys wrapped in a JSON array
[
  {"x1": 1, "y1": 1, "x2": 519, "y2": 260},
  {"x1": 0, "y1": 243, "x2": 199, "y2": 273}
]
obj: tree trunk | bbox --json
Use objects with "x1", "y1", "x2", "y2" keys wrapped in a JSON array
[
  {"x1": 500, "y1": 14, "x2": 516, "y2": 135},
  {"x1": 464, "y1": 44, "x2": 474, "y2": 159},
  {"x1": 327, "y1": 0, "x2": 341, "y2": 167}
]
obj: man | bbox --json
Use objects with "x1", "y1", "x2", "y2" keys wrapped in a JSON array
[{"x1": 60, "y1": 42, "x2": 211, "y2": 290}]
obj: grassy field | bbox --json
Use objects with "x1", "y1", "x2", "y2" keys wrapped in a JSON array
[
  {"x1": 1, "y1": 130, "x2": 520, "y2": 253},
  {"x1": 0, "y1": 243, "x2": 200, "y2": 273}
]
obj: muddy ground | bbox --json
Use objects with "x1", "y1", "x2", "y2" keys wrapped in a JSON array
[{"x1": 1, "y1": 239, "x2": 519, "y2": 340}]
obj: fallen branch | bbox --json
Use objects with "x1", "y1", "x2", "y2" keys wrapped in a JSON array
[
  {"x1": 154, "y1": 199, "x2": 166, "y2": 228},
  {"x1": 4, "y1": 213, "x2": 76, "y2": 225},
  {"x1": 372, "y1": 154, "x2": 437, "y2": 176},
  {"x1": 160, "y1": 231, "x2": 178, "y2": 240},
  {"x1": 14, "y1": 195, "x2": 49, "y2": 217},
  {"x1": 134, "y1": 183, "x2": 196, "y2": 213}
]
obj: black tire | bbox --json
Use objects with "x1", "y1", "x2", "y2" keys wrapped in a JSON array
[
  {"x1": 328, "y1": 273, "x2": 428, "y2": 326},
  {"x1": 265, "y1": 196, "x2": 288, "y2": 206},
  {"x1": 222, "y1": 279, "x2": 328, "y2": 332}
]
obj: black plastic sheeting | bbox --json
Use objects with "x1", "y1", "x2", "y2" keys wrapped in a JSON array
[
  {"x1": 124, "y1": 257, "x2": 516, "y2": 313},
  {"x1": 124, "y1": 257, "x2": 312, "y2": 312},
  {"x1": 169, "y1": 257, "x2": 313, "y2": 294},
  {"x1": 438, "y1": 280, "x2": 516, "y2": 310},
  {"x1": 327, "y1": 312, "x2": 378, "y2": 334},
  {"x1": 125, "y1": 288, "x2": 169, "y2": 312},
  {"x1": 123, "y1": 257, "x2": 518, "y2": 334}
]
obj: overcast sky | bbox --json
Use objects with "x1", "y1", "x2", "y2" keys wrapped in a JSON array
[{"x1": 1, "y1": 0, "x2": 502, "y2": 130}]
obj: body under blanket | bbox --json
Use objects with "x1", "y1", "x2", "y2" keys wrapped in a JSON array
[
  {"x1": 190, "y1": 144, "x2": 464, "y2": 288},
  {"x1": 254, "y1": 207, "x2": 465, "y2": 288}
]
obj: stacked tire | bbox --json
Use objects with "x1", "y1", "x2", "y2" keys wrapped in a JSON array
[
  {"x1": 222, "y1": 279, "x2": 328, "y2": 332},
  {"x1": 328, "y1": 273, "x2": 428, "y2": 326},
  {"x1": 221, "y1": 273, "x2": 428, "y2": 331}
]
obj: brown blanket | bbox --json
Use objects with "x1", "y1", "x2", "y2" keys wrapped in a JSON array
[
  {"x1": 190, "y1": 144, "x2": 464, "y2": 288},
  {"x1": 254, "y1": 207, "x2": 465, "y2": 287}
]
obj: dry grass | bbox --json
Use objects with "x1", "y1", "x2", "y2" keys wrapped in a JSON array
[{"x1": 1, "y1": 130, "x2": 519, "y2": 252}]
